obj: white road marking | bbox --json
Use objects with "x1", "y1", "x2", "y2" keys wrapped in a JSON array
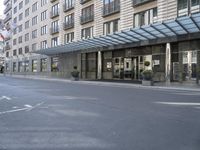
[
  {"x1": 156, "y1": 102, "x2": 200, "y2": 106},
  {"x1": 0, "y1": 108, "x2": 29, "y2": 115},
  {"x1": 0, "y1": 96, "x2": 11, "y2": 101},
  {"x1": 24, "y1": 104, "x2": 32, "y2": 108}
]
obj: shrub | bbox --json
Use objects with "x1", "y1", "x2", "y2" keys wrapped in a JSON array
[{"x1": 142, "y1": 70, "x2": 153, "y2": 81}]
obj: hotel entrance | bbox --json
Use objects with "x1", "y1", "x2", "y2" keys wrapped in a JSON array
[{"x1": 113, "y1": 56, "x2": 145, "y2": 80}]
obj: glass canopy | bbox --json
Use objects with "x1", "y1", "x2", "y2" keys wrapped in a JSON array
[{"x1": 34, "y1": 13, "x2": 200, "y2": 55}]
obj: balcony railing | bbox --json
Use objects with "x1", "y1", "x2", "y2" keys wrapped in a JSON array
[
  {"x1": 132, "y1": 0, "x2": 155, "y2": 7},
  {"x1": 50, "y1": 27, "x2": 59, "y2": 35},
  {"x1": 50, "y1": 0, "x2": 57, "y2": 3},
  {"x1": 3, "y1": 0, "x2": 9, "y2": 5},
  {"x1": 102, "y1": 1, "x2": 120, "y2": 17},
  {"x1": 63, "y1": 4, "x2": 75, "y2": 12},
  {"x1": 80, "y1": 14, "x2": 94, "y2": 25},
  {"x1": 63, "y1": 21, "x2": 74, "y2": 30},
  {"x1": 5, "y1": 45, "x2": 11, "y2": 50},
  {"x1": 4, "y1": 14, "x2": 12, "y2": 23},
  {"x1": 50, "y1": 11, "x2": 59, "y2": 19},
  {"x1": 80, "y1": 0, "x2": 91, "y2": 4},
  {"x1": 4, "y1": 4, "x2": 12, "y2": 14}
]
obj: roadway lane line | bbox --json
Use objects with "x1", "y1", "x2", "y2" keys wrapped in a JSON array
[
  {"x1": 155, "y1": 102, "x2": 200, "y2": 106},
  {"x1": 0, "y1": 96, "x2": 11, "y2": 101}
]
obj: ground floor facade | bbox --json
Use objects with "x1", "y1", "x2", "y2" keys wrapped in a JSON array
[{"x1": 4, "y1": 39, "x2": 200, "y2": 85}]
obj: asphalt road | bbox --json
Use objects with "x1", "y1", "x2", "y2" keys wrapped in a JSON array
[{"x1": 0, "y1": 76, "x2": 200, "y2": 150}]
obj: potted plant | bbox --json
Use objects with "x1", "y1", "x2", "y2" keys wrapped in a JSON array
[
  {"x1": 71, "y1": 66, "x2": 79, "y2": 81},
  {"x1": 142, "y1": 61, "x2": 153, "y2": 86}
]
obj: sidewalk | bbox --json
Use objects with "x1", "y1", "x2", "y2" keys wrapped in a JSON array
[{"x1": 1, "y1": 74, "x2": 200, "y2": 91}]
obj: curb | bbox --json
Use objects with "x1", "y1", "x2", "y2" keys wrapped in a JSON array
[{"x1": 2, "y1": 74, "x2": 200, "y2": 92}]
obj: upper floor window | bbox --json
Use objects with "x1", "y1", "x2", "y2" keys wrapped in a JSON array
[
  {"x1": 51, "y1": 37, "x2": 59, "y2": 47},
  {"x1": 81, "y1": 26, "x2": 93, "y2": 39},
  {"x1": 32, "y1": 2, "x2": 38, "y2": 12},
  {"x1": 41, "y1": 25, "x2": 47, "y2": 35},
  {"x1": 25, "y1": 33, "x2": 29, "y2": 41},
  {"x1": 103, "y1": 19, "x2": 119, "y2": 35},
  {"x1": 81, "y1": 5, "x2": 94, "y2": 24},
  {"x1": 25, "y1": 0, "x2": 29, "y2": 5},
  {"x1": 133, "y1": 7, "x2": 157, "y2": 27},
  {"x1": 51, "y1": 3, "x2": 59, "y2": 17},
  {"x1": 19, "y1": 13, "x2": 23, "y2": 21},
  {"x1": 41, "y1": 10, "x2": 47, "y2": 21},
  {"x1": 41, "y1": 0, "x2": 48, "y2": 7},
  {"x1": 18, "y1": 36, "x2": 23, "y2": 44},
  {"x1": 14, "y1": 6, "x2": 17, "y2": 14},
  {"x1": 19, "y1": 1, "x2": 23, "y2": 10},
  {"x1": 25, "y1": 20, "x2": 30, "y2": 29},
  {"x1": 32, "y1": 30, "x2": 37, "y2": 39},
  {"x1": 103, "y1": 0, "x2": 120, "y2": 17},
  {"x1": 13, "y1": 17, "x2": 17, "y2": 23},
  {"x1": 32, "y1": 16, "x2": 38, "y2": 26},
  {"x1": 64, "y1": 32, "x2": 74, "y2": 44},
  {"x1": 14, "y1": 0, "x2": 17, "y2": 4},
  {"x1": 178, "y1": 0, "x2": 200, "y2": 16},
  {"x1": 41, "y1": 40, "x2": 48, "y2": 49},
  {"x1": 64, "y1": 0, "x2": 74, "y2": 11},
  {"x1": 18, "y1": 24, "x2": 23, "y2": 32},
  {"x1": 25, "y1": 8, "x2": 30, "y2": 17},
  {"x1": 32, "y1": 43, "x2": 37, "y2": 51}
]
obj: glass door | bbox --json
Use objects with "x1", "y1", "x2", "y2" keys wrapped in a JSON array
[{"x1": 113, "y1": 57, "x2": 124, "y2": 79}]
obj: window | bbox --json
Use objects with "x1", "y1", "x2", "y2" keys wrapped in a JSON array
[
  {"x1": 41, "y1": 25, "x2": 47, "y2": 35},
  {"x1": 41, "y1": 10, "x2": 47, "y2": 21},
  {"x1": 192, "y1": 0, "x2": 200, "y2": 6},
  {"x1": 178, "y1": 0, "x2": 188, "y2": 10},
  {"x1": 14, "y1": 0, "x2": 17, "y2": 4},
  {"x1": 32, "y1": 30, "x2": 37, "y2": 39},
  {"x1": 64, "y1": 0, "x2": 74, "y2": 10},
  {"x1": 41, "y1": 0, "x2": 48, "y2": 6},
  {"x1": 81, "y1": 5, "x2": 94, "y2": 24},
  {"x1": 6, "y1": 52, "x2": 9, "y2": 57},
  {"x1": 18, "y1": 48, "x2": 23, "y2": 55},
  {"x1": 25, "y1": 20, "x2": 29, "y2": 29},
  {"x1": 41, "y1": 40, "x2": 48, "y2": 49},
  {"x1": 13, "y1": 62, "x2": 17, "y2": 72},
  {"x1": 19, "y1": 1, "x2": 23, "y2": 10},
  {"x1": 18, "y1": 62, "x2": 23, "y2": 72},
  {"x1": 133, "y1": 7, "x2": 157, "y2": 27},
  {"x1": 32, "y1": 43, "x2": 37, "y2": 51},
  {"x1": 13, "y1": 49, "x2": 17, "y2": 56},
  {"x1": 64, "y1": 32, "x2": 74, "y2": 44},
  {"x1": 18, "y1": 24, "x2": 23, "y2": 32},
  {"x1": 32, "y1": 16, "x2": 38, "y2": 26},
  {"x1": 102, "y1": 0, "x2": 120, "y2": 16},
  {"x1": 51, "y1": 37, "x2": 59, "y2": 47},
  {"x1": 13, "y1": 39, "x2": 17, "y2": 45},
  {"x1": 14, "y1": 6, "x2": 17, "y2": 14},
  {"x1": 51, "y1": 20, "x2": 59, "y2": 33},
  {"x1": 25, "y1": 8, "x2": 30, "y2": 17},
  {"x1": 51, "y1": 3, "x2": 59, "y2": 17},
  {"x1": 14, "y1": 17, "x2": 17, "y2": 23},
  {"x1": 32, "y1": 59, "x2": 37, "y2": 72},
  {"x1": 65, "y1": 13, "x2": 74, "y2": 24},
  {"x1": 32, "y1": 2, "x2": 38, "y2": 12},
  {"x1": 24, "y1": 60, "x2": 29, "y2": 72},
  {"x1": 81, "y1": 26, "x2": 93, "y2": 39},
  {"x1": 25, "y1": 33, "x2": 29, "y2": 41},
  {"x1": 51, "y1": 57, "x2": 59, "y2": 72},
  {"x1": 18, "y1": 36, "x2": 22, "y2": 43},
  {"x1": 19, "y1": 13, "x2": 23, "y2": 21},
  {"x1": 178, "y1": 0, "x2": 200, "y2": 16},
  {"x1": 103, "y1": 19, "x2": 119, "y2": 35},
  {"x1": 13, "y1": 28, "x2": 17, "y2": 35},
  {"x1": 41, "y1": 58, "x2": 47, "y2": 72},
  {"x1": 25, "y1": 0, "x2": 29, "y2": 5},
  {"x1": 25, "y1": 46, "x2": 29, "y2": 53}
]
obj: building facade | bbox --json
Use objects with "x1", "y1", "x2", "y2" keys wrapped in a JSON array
[{"x1": 3, "y1": 0, "x2": 200, "y2": 84}]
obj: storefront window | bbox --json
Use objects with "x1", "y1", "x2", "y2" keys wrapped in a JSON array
[
  {"x1": 18, "y1": 62, "x2": 23, "y2": 72},
  {"x1": 13, "y1": 62, "x2": 17, "y2": 72},
  {"x1": 51, "y1": 57, "x2": 59, "y2": 72},
  {"x1": 41, "y1": 58, "x2": 47, "y2": 72},
  {"x1": 32, "y1": 60, "x2": 37, "y2": 72},
  {"x1": 25, "y1": 60, "x2": 29, "y2": 72}
]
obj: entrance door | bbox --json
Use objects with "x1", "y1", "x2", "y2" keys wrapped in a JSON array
[
  {"x1": 182, "y1": 51, "x2": 197, "y2": 81},
  {"x1": 124, "y1": 57, "x2": 139, "y2": 80}
]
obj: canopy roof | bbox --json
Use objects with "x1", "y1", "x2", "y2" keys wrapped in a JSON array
[{"x1": 34, "y1": 13, "x2": 200, "y2": 55}]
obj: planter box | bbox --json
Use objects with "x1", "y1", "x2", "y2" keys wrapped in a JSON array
[{"x1": 142, "y1": 80, "x2": 154, "y2": 86}]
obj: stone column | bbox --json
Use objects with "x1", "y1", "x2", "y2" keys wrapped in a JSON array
[
  {"x1": 165, "y1": 43, "x2": 171, "y2": 84},
  {"x1": 97, "y1": 51, "x2": 102, "y2": 80}
]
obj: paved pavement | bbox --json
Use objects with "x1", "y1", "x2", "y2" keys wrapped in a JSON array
[{"x1": 0, "y1": 76, "x2": 200, "y2": 150}]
